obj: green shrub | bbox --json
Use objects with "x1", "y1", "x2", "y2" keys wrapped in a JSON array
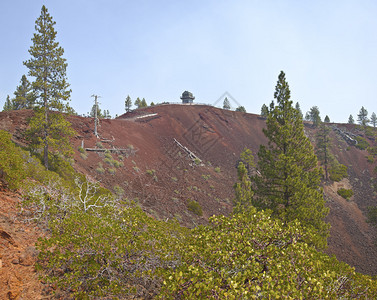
[
  {"x1": 337, "y1": 188, "x2": 354, "y2": 200},
  {"x1": 355, "y1": 136, "x2": 369, "y2": 150},
  {"x1": 0, "y1": 130, "x2": 26, "y2": 189},
  {"x1": 80, "y1": 152, "x2": 88, "y2": 160},
  {"x1": 78, "y1": 146, "x2": 85, "y2": 154},
  {"x1": 108, "y1": 168, "x2": 116, "y2": 175},
  {"x1": 187, "y1": 199, "x2": 203, "y2": 216},
  {"x1": 367, "y1": 155, "x2": 374, "y2": 164},
  {"x1": 329, "y1": 164, "x2": 348, "y2": 182},
  {"x1": 214, "y1": 167, "x2": 221, "y2": 173},
  {"x1": 194, "y1": 158, "x2": 201, "y2": 165},
  {"x1": 96, "y1": 141, "x2": 103, "y2": 149},
  {"x1": 202, "y1": 174, "x2": 211, "y2": 180},
  {"x1": 113, "y1": 160, "x2": 124, "y2": 168},
  {"x1": 96, "y1": 163, "x2": 105, "y2": 174},
  {"x1": 146, "y1": 169, "x2": 156, "y2": 175}
]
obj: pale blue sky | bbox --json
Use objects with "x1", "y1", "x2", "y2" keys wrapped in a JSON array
[{"x1": 1, "y1": 0, "x2": 376, "y2": 122}]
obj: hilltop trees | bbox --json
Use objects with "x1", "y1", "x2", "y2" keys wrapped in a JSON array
[
  {"x1": 223, "y1": 97, "x2": 231, "y2": 110},
  {"x1": 235, "y1": 105, "x2": 246, "y2": 112},
  {"x1": 348, "y1": 114, "x2": 355, "y2": 124},
  {"x1": 251, "y1": 71, "x2": 329, "y2": 248},
  {"x1": 370, "y1": 112, "x2": 377, "y2": 127},
  {"x1": 305, "y1": 106, "x2": 321, "y2": 127},
  {"x1": 125, "y1": 95, "x2": 132, "y2": 112},
  {"x1": 324, "y1": 115, "x2": 330, "y2": 123},
  {"x1": 357, "y1": 106, "x2": 369, "y2": 126},
  {"x1": 260, "y1": 103, "x2": 269, "y2": 117},
  {"x1": 13, "y1": 75, "x2": 35, "y2": 109},
  {"x1": 2, "y1": 96, "x2": 13, "y2": 111},
  {"x1": 24, "y1": 5, "x2": 74, "y2": 169}
]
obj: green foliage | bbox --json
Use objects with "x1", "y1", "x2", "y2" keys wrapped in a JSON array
[
  {"x1": 240, "y1": 147, "x2": 255, "y2": 169},
  {"x1": 2, "y1": 95, "x2": 13, "y2": 111},
  {"x1": 357, "y1": 106, "x2": 369, "y2": 126},
  {"x1": 305, "y1": 106, "x2": 321, "y2": 127},
  {"x1": 0, "y1": 130, "x2": 27, "y2": 189},
  {"x1": 125, "y1": 95, "x2": 132, "y2": 112},
  {"x1": 187, "y1": 199, "x2": 203, "y2": 216},
  {"x1": 96, "y1": 163, "x2": 105, "y2": 174},
  {"x1": 235, "y1": 106, "x2": 246, "y2": 112},
  {"x1": 223, "y1": 97, "x2": 230, "y2": 110},
  {"x1": 214, "y1": 166, "x2": 221, "y2": 173},
  {"x1": 146, "y1": 169, "x2": 155, "y2": 175},
  {"x1": 337, "y1": 188, "x2": 354, "y2": 200},
  {"x1": 316, "y1": 124, "x2": 332, "y2": 181},
  {"x1": 329, "y1": 164, "x2": 348, "y2": 182},
  {"x1": 12, "y1": 75, "x2": 35, "y2": 110},
  {"x1": 233, "y1": 162, "x2": 253, "y2": 213},
  {"x1": 160, "y1": 207, "x2": 377, "y2": 299},
  {"x1": 78, "y1": 146, "x2": 85, "y2": 154},
  {"x1": 201, "y1": 174, "x2": 211, "y2": 180},
  {"x1": 324, "y1": 115, "x2": 330, "y2": 122},
  {"x1": 371, "y1": 112, "x2": 377, "y2": 127},
  {"x1": 252, "y1": 71, "x2": 329, "y2": 249},
  {"x1": 355, "y1": 136, "x2": 369, "y2": 150},
  {"x1": 108, "y1": 167, "x2": 116, "y2": 175},
  {"x1": 367, "y1": 155, "x2": 374, "y2": 164},
  {"x1": 260, "y1": 103, "x2": 269, "y2": 117},
  {"x1": 194, "y1": 158, "x2": 201, "y2": 165},
  {"x1": 348, "y1": 114, "x2": 355, "y2": 124}
]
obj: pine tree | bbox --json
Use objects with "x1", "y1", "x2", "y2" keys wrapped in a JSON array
[
  {"x1": 306, "y1": 106, "x2": 321, "y2": 127},
  {"x1": 370, "y1": 112, "x2": 377, "y2": 127},
  {"x1": 2, "y1": 95, "x2": 13, "y2": 111},
  {"x1": 223, "y1": 97, "x2": 230, "y2": 110},
  {"x1": 141, "y1": 98, "x2": 147, "y2": 107},
  {"x1": 90, "y1": 103, "x2": 103, "y2": 118},
  {"x1": 134, "y1": 97, "x2": 141, "y2": 108},
  {"x1": 295, "y1": 102, "x2": 303, "y2": 118},
  {"x1": 125, "y1": 95, "x2": 132, "y2": 112},
  {"x1": 316, "y1": 124, "x2": 331, "y2": 181},
  {"x1": 324, "y1": 115, "x2": 330, "y2": 123},
  {"x1": 24, "y1": 5, "x2": 74, "y2": 169},
  {"x1": 260, "y1": 103, "x2": 269, "y2": 117},
  {"x1": 13, "y1": 75, "x2": 35, "y2": 110},
  {"x1": 357, "y1": 106, "x2": 369, "y2": 126},
  {"x1": 348, "y1": 114, "x2": 355, "y2": 124},
  {"x1": 236, "y1": 106, "x2": 246, "y2": 112},
  {"x1": 252, "y1": 71, "x2": 329, "y2": 249}
]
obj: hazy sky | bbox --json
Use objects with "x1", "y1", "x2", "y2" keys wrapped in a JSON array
[{"x1": 1, "y1": 0, "x2": 376, "y2": 122}]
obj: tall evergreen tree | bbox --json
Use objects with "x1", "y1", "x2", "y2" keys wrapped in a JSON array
[
  {"x1": 134, "y1": 97, "x2": 142, "y2": 108},
  {"x1": 370, "y1": 112, "x2": 377, "y2": 127},
  {"x1": 24, "y1": 5, "x2": 74, "y2": 169},
  {"x1": 357, "y1": 106, "x2": 369, "y2": 126},
  {"x1": 223, "y1": 97, "x2": 231, "y2": 110},
  {"x1": 306, "y1": 106, "x2": 321, "y2": 127},
  {"x1": 2, "y1": 95, "x2": 13, "y2": 111},
  {"x1": 348, "y1": 114, "x2": 355, "y2": 124},
  {"x1": 316, "y1": 124, "x2": 331, "y2": 181},
  {"x1": 125, "y1": 95, "x2": 132, "y2": 112},
  {"x1": 324, "y1": 115, "x2": 330, "y2": 123},
  {"x1": 295, "y1": 102, "x2": 303, "y2": 118},
  {"x1": 252, "y1": 71, "x2": 329, "y2": 248},
  {"x1": 90, "y1": 103, "x2": 103, "y2": 118},
  {"x1": 13, "y1": 75, "x2": 35, "y2": 110},
  {"x1": 260, "y1": 103, "x2": 269, "y2": 117},
  {"x1": 141, "y1": 98, "x2": 148, "y2": 107}
]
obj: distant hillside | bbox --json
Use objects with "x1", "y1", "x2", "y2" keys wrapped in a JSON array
[{"x1": 0, "y1": 104, "x2": 377, "y2": 275}]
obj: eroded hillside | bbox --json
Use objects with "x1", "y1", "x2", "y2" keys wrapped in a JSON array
[{"x1": 0, "y1": 105, "x2": 377, "y2": 277}]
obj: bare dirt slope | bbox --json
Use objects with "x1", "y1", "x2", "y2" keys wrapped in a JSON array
[{"x1": 0, "y1": 105, "x2": 377, "y2": 278}]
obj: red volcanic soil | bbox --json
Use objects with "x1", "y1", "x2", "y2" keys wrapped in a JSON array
[{"x1": 0, "y1": 104, "x2": 377, "y2": 282}]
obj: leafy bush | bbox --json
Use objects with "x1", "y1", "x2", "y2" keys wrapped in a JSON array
[
  {"x1": 329, "y1": 164, "x2": 348, "y2": 182},
  {"x1": 214, "y1": 167, "x2": 221, "y2": 173},
  {"x1": 108, "y1": 167, "x2": 116, "y2": 175},
  {"x1": 0, "y1": 130, "x2": 26, "y2": 189},
  {"x1": 78, "y1": 146, "x2": 85, "y2": 154},
  {"x1": 160, "y1": 208, "x2": 377, "y2": 299},
  {"x1": 337, "y1": 188, "x2": 354, "y2": 200},
  {"x1": 146, "y1": 169, "x2": 156, "y2": 175},
  {"x1": 187, "y1": 199, "x2": 203, "y2": 216},
  {"x1": 355, "y1": 136, "x2": 369, "y2": 150},
  {"x1": 96, "y1": 163, "x2": 105, "y2": 174}
]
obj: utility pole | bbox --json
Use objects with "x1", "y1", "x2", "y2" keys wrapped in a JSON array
[{"x1": 91, "y1": 94, "x2": 101, "y2": 137}]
